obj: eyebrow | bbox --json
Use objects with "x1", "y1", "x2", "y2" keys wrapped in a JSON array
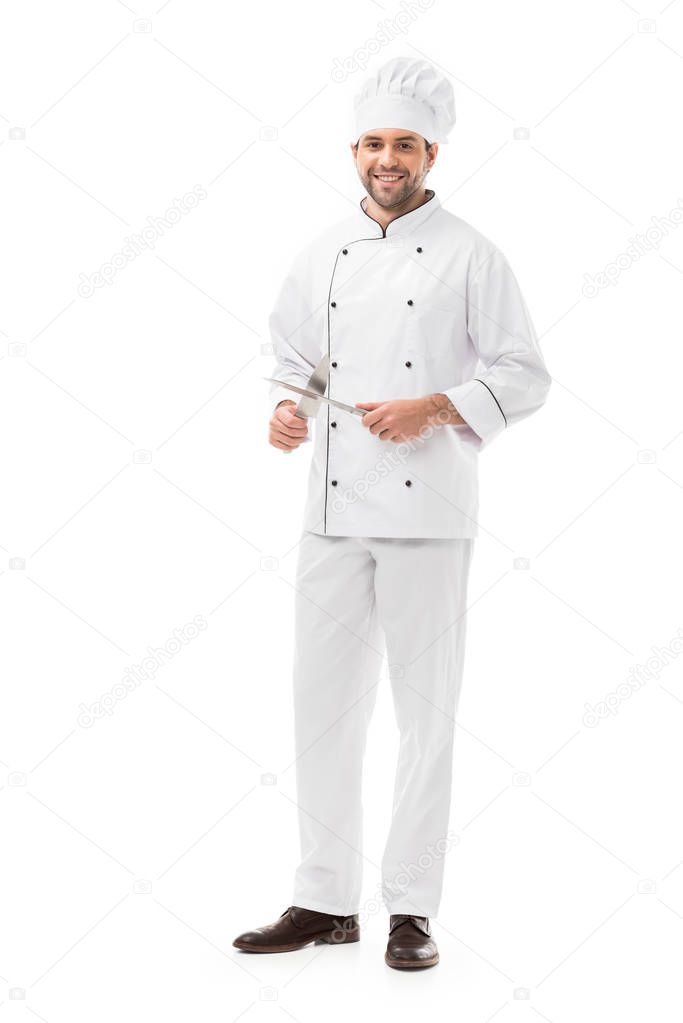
[{"x1": 362, "y1": 135, "x2": 419, "y2": 142}]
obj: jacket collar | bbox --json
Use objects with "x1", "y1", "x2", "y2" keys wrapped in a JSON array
[{"x1": 356, "y1": 188, "x2": 441, "y2": 239}]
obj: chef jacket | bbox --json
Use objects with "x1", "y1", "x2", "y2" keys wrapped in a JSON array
[{"x1": 267, "y1": 189, "x2": 551, "y2": 539}]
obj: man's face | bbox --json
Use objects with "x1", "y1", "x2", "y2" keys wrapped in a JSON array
[{"x1": 351, "y1": 128, "x2": 438, "y2": 208}]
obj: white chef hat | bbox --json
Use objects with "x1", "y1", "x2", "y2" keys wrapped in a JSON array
[{"x1": 352, "y1": 56, "x2": 456, "y2": 145}]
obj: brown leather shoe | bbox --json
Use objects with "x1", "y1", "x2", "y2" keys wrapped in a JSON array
[
  {"x1": 232, "y1": 905, "x2": 360, "y2": 953},
  {"x1": 385, "y1": 914, "x2": 439, "y2": 969}
]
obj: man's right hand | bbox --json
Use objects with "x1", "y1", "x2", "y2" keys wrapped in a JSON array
[{"x1": 269, "y1": 400, "x2": 309, "y2": 452}]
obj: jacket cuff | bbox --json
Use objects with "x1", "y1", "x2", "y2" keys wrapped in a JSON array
[{"x1": 442, "y1": 379, "x2": 507, "y2": 448}]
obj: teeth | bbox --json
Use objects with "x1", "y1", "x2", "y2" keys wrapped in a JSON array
[{"x1": 376, "y1": 175, "x2": 401, "y2": 181}]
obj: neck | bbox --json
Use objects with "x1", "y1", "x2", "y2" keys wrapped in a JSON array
[{"x1": 362, "y1": 187, "x2": 433, "y2": 232}]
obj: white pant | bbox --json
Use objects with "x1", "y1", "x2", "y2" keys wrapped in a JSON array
[{"x1": 290, "y1": 530, "x2": 474, "y2": 919}]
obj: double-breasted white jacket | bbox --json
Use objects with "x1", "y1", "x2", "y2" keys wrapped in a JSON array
[{"x1": 268, "y1": 189, "x2": 551, "y2": 539}]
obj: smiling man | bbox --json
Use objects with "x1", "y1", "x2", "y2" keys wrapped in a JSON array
[{"x1": 234, "y1": 56, "x2": 551, "y2": 971}]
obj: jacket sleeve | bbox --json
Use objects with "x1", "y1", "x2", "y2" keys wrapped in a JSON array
[
  {"x1": 442, "y1": 248, "x2": 551, "y2": 450},
  {"x1": 267, "y1": 248, "x2": 320, "y2": 433}
]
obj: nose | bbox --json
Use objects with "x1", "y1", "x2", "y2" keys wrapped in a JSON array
[
  {"x1": 372, "y1": 144, "x2": 402, "y2": 166},
  {"x1": 376, "y1": 157, "x2": 402, "y2": 171}
]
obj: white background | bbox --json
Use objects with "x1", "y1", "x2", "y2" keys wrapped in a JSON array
[{"x1": 1, "y1": 0, "x2": 683, "y2": 1017}]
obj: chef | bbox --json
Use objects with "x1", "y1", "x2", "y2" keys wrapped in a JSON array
[{"x1": 233, "y1": 56, "x2": 551, "y2": 970}]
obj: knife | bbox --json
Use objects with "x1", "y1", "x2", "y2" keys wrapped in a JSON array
[
  {"x1": 264, "y1": 355, "x2": 367, "y2": 419},
  {"x1": 263, "y1": 377, "x2": 367, "y2": 418},
  {"x1": 299, "y1": 353, "x2": 330, "y2": 417}
]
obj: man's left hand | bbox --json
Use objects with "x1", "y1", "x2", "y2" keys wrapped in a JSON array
[{"x1": 355, "y1": 397, "x2": 436, "y2": 442}]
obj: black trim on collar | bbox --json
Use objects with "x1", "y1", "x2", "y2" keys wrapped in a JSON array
[{"x1": 358, "y1": 188, "x2": 436, "y2": 238}]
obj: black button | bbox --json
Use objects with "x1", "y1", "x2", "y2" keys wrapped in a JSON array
[
  {"x1": 405, "y1": 479, "x2": 412, "y2": 487},
  {"x1": 405, "y1": 360, "x2": 412, "y2": 368},
  {"x1": 331, "y1": 361, "x2": 337, "y2": 368},
  {"x1": 331, "y1": 480, "x2": 338, "y2": 486},
  {"x1": 331, "y1": 421, "x2": 337, "y2": 428},
  {"x1": 407, "y1": 299, "x2": 413, "y2": 305},
  {"x1": 342, "y1": 248, "x2": 348, "y2": 255},
  {"x1": 416, "y1": 247, "x2": 423, "y2": 253},
  {"x1": 331, "y1": 301, "x2": 336, "y2": 307}
]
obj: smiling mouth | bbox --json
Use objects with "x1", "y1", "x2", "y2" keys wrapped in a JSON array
[{"x1": 373, "y1": 173, "x2": 404, "y2": 183}]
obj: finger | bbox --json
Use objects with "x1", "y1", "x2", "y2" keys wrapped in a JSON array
[
  {"x1": 275, "y1": 426, "x2": 308, "y2": 443},
  {"x1": 272, "y1": 425, "x2": 302, "y2": 442},
  {"x1": 361, "y1": 411, "x2": 382, "y2": 428},
  {"x1": 276, "y1": 421, "x2": 310, "y2": 437},
  {"x1": 279, "y1": 416, "x2": 308, "y2": 432},
  {"x1": 271, "y1": 435, "x2": 298, "y2": 449},
  {"x1": 273, "y1": 437, "x2": 303, "y2": 450},
  {"x1": 279, "y1": 409, "x2": 308, "y2": 425}
]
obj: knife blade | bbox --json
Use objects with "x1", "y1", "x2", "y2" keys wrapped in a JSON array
[
  {"x1": 290, "y1": 353, "x2": 330, "y2": 420},
  {"x1": 263, "y1": 376, "x2": 367, "y2": 418}
]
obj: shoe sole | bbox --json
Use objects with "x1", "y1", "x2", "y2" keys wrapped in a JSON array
[
  {"x1": 385, "y1": 951, "x2": 439, "y2": 969},
  {"x1": 233, "y1": 929, "x2": 360, "y2": 953}
]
